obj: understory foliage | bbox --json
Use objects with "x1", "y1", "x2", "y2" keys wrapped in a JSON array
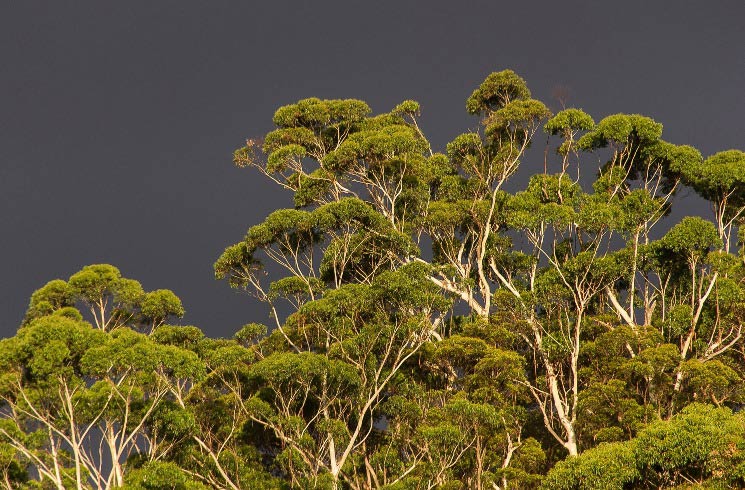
[{"x1": 3, "y1": 70, "x2": 745, "y2": 489}]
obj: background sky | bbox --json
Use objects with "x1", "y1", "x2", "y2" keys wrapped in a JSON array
[{"x1": 1, "y1": 1, "x2": 744, "y2": 338}]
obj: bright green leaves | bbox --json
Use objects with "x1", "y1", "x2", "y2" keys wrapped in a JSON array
[
  {"x1": 445, "y1": 132, "x2": 486, "y2": 181},
  {"x1": 383, "y1": 316, "x2": 536, "y2": 488},
  {"x1": 0, "y1": 419, "x2": 28, "y2": 485},
  {"x1": 141, "y1": 289, "x2": 185, "y2": 329},
  {"x1": 545, "y1": 108, "x2": 595, "y2": 156},
  {"x1": 664, "y1": 143, "x2": 704, "y2": 177},
  {"x1": 266, "y1": 143, "x2": 307, "y2": 174},
  {"x1": 150, "y1": 325, "x2": 206, "y2": 355},
  {"x1": 123, "y1": 461, "x2": 209, "y2": 490},
  {"x1": 617, "y1": 188, "x2": 665, "y2": 231},
  {"x1": 246, "y1": 208, "x2": 312, "y2": 247},
  {"x1": 373, "y1": 262, "x2": 452, "y2": 315},
  {"x1": 8, "y1": 68, "x2": 745, "y2": 489},
  {"x1": 25, "y1": 264, "x2": 185, "y2": 332},
  {"x1": 577, "y1": 114, "x2": 675, "y2": 199},
  {"x1": 484, "y1": 99, "x2": 551, "y2": 136},
  {"x1": 212, "y1": 242, "x2": 253, "y2": 288},
  {"x1": 422, "y1": 199, "x2": 473, "y2": 231},
  {"x1": 237, "y1": 262, "x2": 450, "y2": 487},
  {"x1": 1, "y1": 315, "x2": 106, "y2": 382},
  {"x1": 668, "y1": 304, "x2": 694, "y2": 336},
  {"x1": 507, "y1": 174, "x2": 583, "y2": 229},
  {"x1": 391, "y1": 99, "x2": 421, "y2": 117},
  {"x1": 446, "y1": 131, "x2": 482, "y2": 160},
  {"x1": 81, "y1": 327, "x2": 205, "y2": 382},
  {"x1": 340, "y1": 124, "x2": 427, "y2": 165},
  {"x1": 68, "y1": 264, "x2": 147, "y2": 325},
  {"x1": 627, "y1": 343, "x2": 680, "y2": 385},
  {"x1": 449, "y1": 71, "x2": 551, "y2": 195},
  {"x1": 238, "y1": 94, "x2": 436, "y2": 227},
  {"x1": 634, "y1": 404, "x2": 745, "y2": 487},
  {"x1": 577, "y1": 196, "x2": 624, "y2": 234},
  {"x1": 23, "y1": 279, "x2": 74, "y2": 324},
  {"x1": 677, "y1": 359, "x2": 742, "y2": 406},
  {"x1": 542, "y1": 440, "x2": 640, "y2": 490},
  {"x1": 212, "y1": 68, "x2": 745, "y2": 488},
  {"x1": 217, "y1": 197, "x2": 418, "y2": 293},
  {"x1": 526, "y1": 173, "x2": 584, "y2": 205},
  {"x1": 319, "y1": 227, "x2": 416, "y2": 285},
  {"x1": 545, "y1": 109, "x2": 595, "y2": 136},
  {"x1": 320, "y1": 123, "x2": 429, "y2": 182},
  {"x1": 676, "y1": 149, "x2": 745, "y2": 248},
  {"x1": 269, "y1": 276, "x2": 325, "y2": 304},
  {"x1": 250, "y1": 352, "x2": 360, "y2": 410},
  {"x1": 660, "y1": 216, "x2": 722, "y2": 258},
  {"x1": 435, "y1": 335, "x2": 529, "y2": 405},
  {"x1": 706, "y1": 149, "x2": 745, "y2": 167},
  {"x1": 545, "y1": 404, "x2": 745, "y2": 489},
  {"x1": 564, "y1": 251, "x2": 623, "y2": 290},
  {"x1": 466, "y1": 69, "x2": 532, "y2": 115},
  {"x1": 682, "y1": 149, "x2": 745, "y2": 200},
  {"x1": 288, "y1": 262, "x2": 448, "y2": 348},
  {"x1": 576, "y1": 379, "x2": 647, "y2": 445},
  {"x1": 574, "y1": 114, "x2": 688, "y2": 219},
  {"x1": 234, "y1": 323, "x2": 268, "y2": 346},
  {"x1": 272, "y1": 98, "x2": 371, "y2": 130},
  {"x1": 578, "y1": 114, "x2": 663, "y2": 150},
  {"x1": 260, "y1": 127, "x2": 317, "y2": 155},
  {"x1": 0, "y1": 282, "x2": 208, "y2": 489}
]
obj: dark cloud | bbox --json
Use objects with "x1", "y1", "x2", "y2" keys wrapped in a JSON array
[{"x1": 1, "y1": 1, "x2": 743, "y2": 337}]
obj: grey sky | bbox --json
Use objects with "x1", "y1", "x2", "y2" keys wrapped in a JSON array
[{"x1": 1, "y1": 1, "x2": 743, "y2": 337}]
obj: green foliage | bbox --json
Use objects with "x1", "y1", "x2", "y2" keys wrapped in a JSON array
[
  {"x1": 545, "y1": 404, "x2": 745, "y2": 489},
  {"x1": 23, "y1": 279, "x2": 74, "y2": 324},
  {"x1": 123, "y1": 461, "x2": 209, "y2": 489},
  {"x1": 544, "y1": 109, "x2": 595, "y2": 136},
  {"x1": 682, "y1": 149, "x2": 745, "y2": 202},
  {"x1": 542, "y1": 441, "x2": 639, "y2": 489},
  {"x1": 141, "y1": 289, "x2": 185, "y2": 326},
  {"x1": 5, "y1": 69, "x2": 745, "y2": 489},
  {"x1": 578, "y1": 114, "x2": 663, "y2": 150},
  {"x1": 466, "y1": 69, "x2": 531, "y2": 115},
  {"x1": 661, "y1": 216, "x2": 722, "y2": 256}
]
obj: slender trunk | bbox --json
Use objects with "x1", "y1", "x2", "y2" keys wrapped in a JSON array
[
  {"x1": 48, "y1": 432, "x2": 66, "y2": 490},
  {"x1": 628, "y1": 230, "x2": 639, "y2": 323},
  {"x1": 107, "y1": 425, "x2": 124, "y2": 488},
  {"x1": 475, "y1": 436, "x2": 483, "y2": 490},
  {"x1": 546, "y1": 363, "x2": 578, "y2": 456}
]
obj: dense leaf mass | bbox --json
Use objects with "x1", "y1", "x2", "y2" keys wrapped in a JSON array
[{"x1": 3, "y1": 69, "x2": 745, "y2": 489}]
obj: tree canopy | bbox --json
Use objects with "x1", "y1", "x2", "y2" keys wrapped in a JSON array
[{"x1": 3, "y1": 69, "x2": 745, "y2": 489}]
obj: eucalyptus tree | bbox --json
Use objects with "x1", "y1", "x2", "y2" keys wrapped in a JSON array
[
  {"x1": 0, "y1": 312, "x2": 204, "y2": 489},
  {"x1": 242, "y1": 265, "x2": 450, "y2": 488},
  {"x1": 216, "y1": 70, "x2": 551, "y2": 484},
  {"x1": 374, "y1": 318, "x2": 544, "y2": 489},
  {"x1": 676, "y1": 149, "x2": 745, "y2": 251},
  {"x1": 2, "y1": 267, "x2": 200, "y2": 489},
  {"x1": 1, "y1": 68, "x2": 745, "y2": 489},
  {"x1": 212, "y1": 67, "x2": 745, "y2": 486},
  {"x1": 574, "y1": 114, "x2": 701, "y2": 327},
  {"x1": 24, "y1": 264, "x2": 185, "y2": 333},
  {"x1": 421, "y1": 70, "x2": 551, "y2": 316},
  {"x1": 147, "y1": 325, "x2": 284, "y2": 490},
  {"x1": 543, "y1": 403, "x2": 745, "y2": 489}
]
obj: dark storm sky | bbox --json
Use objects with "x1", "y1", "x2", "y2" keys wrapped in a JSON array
[{"x1": 1, "y1": 1, "x2": 744, "y2": 338}]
